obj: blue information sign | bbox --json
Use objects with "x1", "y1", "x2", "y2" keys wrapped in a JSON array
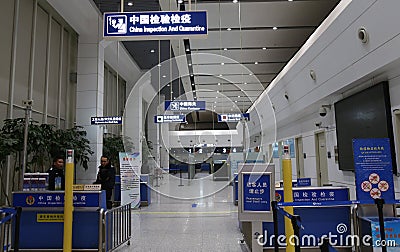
[
  {"x1": 165, "y1": 100, "x2": 205, "y2": 111},
  {"x1": 154, "y1": 115, "x2": 186, "y2": 123},
  {"x1": 296, "y1": 177, "x2": 311, "y2": 187},
  {"x1": 104, "y1": 11, "x2": 207, "y2": 40},
  {"x1": 91, "y1": 116, "x2": 122, "y2": 125},
  {"x1": 218, "y1": 113, "x2": 250, "y2": 122},
  {"x1": 13, "y1": 192, "x2": 105, "y2": 208},
  {"x1": 353, "y1": 138, "x2": 395, "y2": 201},
  {"x1": 242, "y1": 173, "x2": 271, "y2": 212},
  {"x1": 275, "y1": 187, "x2": 349, "y2": 203}
]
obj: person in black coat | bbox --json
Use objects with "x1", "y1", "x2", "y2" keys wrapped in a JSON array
[
  {"x1": 94, "y1": 156, "x2": 115, "y2": 209},
  {"x1": 47, "y1": 156, "x2": 65, "y2": 190}
]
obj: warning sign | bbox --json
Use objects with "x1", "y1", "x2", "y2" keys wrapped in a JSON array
[{"x1": 37, "y1": 213, "x2": 64, "y2": 222}]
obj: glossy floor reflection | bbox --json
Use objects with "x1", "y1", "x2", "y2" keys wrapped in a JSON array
[{"x1": 115, "y1": 174, "x2": 249, "y2": 252}]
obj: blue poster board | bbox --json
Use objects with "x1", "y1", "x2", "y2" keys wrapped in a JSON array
[
  {"x1": 353, "y1": 138, "x2": 395, "y2": 201},
  {"x1": 242, "y1": 173, "x2": 271, "y2": 212},
  {"x1": 104, "y1": 11, "x2": 207, "y2": 39}
]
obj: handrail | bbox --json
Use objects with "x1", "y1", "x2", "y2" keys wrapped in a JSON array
[{"x1": 104, "y1": 203, "x2": 131, "y2": 252}]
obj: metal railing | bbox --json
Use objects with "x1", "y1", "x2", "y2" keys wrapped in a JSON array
[
  {"x1": 0, "y1": 207, "x2": 21, "y2": 252},
  {"x1": 104, "y1": 204, "x2": 131, "y2": 251}
]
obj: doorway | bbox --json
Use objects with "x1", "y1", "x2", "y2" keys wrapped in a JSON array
[
  {"x1": 295, "y1": 137, "x2": 305, "y2": 178},
  {"x1": 315, "y1": 132, "x2": 329, "y2": 186}
]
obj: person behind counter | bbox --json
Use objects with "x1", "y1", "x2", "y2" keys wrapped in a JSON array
[
  {"x1": 47, "y1": 156, "x2": 65, "y2": 190},
  {"x1": 94, "y1": 156, "x2": 115, "y2": 209}
]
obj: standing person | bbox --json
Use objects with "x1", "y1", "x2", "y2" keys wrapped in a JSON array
[
  {"x1": 47, "y1": 156, "x2": 65, "y2": 191},
  {"x1": 94, "y1": 156, "x2": 116, "y2": 209}
]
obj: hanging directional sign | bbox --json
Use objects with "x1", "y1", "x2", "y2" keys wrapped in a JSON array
[
  {"x1": 91, "y1": 116, "x2": 122, "y2": 125},
  {"x1": 218, "y1": 113, "x2": 250, "y2": 122},
  {"x1": 103, "y1": 11, "x2": 207, "y2": 40},
  {"x1": 165, "y1": 100, "x2": 206, "y2": 111},
  {"x1": 154, "y1": 115, "x2": 186, "y2": 123}
]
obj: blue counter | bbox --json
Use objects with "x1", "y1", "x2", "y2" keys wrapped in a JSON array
[
  {"x1": 12, "y1": 191, "x2": 106, "y2": 250},
  {"x1": 140, "y1": 175, "x2": 151, "y2": 206}
]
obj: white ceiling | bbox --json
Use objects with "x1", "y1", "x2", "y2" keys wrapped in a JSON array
[{"x1": 187, "y1": 0, "x2": 340, "y2": 113}]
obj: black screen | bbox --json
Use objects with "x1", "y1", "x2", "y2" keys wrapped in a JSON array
[{"x1": 334, "y1": 82, "x2": 397, "y2": 173}]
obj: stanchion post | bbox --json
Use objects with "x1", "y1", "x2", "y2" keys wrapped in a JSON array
[
  {"x1": 282, "y1": 145, "x2": 295, "y2": 252},
  {"x1": 63, "y1": 149, "x2": 74, "y2": 252},
  {"x1": 290, "y1": 215, "x2": 301, "y2": 252},
  {"x1": 374, "y1": 198, "x2": 387, "y2": 252},
  {"x1": 13, "y1": 207, "x2": 22, "y2": 252},
  {"x1": 178, "y1": 167, "x2": 184, "y2": 186},
  {"x1": 271, "y1": 201, "x2": 279, "y2": 252}
]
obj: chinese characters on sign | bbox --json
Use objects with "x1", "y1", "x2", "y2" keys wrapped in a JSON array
[
  {"x1": 13, "y1": 192, "x2": 103, "y2": 208},
  {"x1": 91, "y1": 116, "x2": 122, "y2": 125},
  {"x1": 242, "y1": 173, "x2": 271, "y2": 212},
  {"x1": 275, "y1": 187, "x2": 349, "y2": 203},
  {"x1": 218, "y1": 113, "x2": 250, "y2": 122},
  {"x1": 104, "y1": 11, "x2": 207, "y2": 40},
  {"x1": 353, "y1": 138, "x2": 395, "y2": 201},
  {"x1": 165, "y1": 100, "x2": 206, "y2": 111},
  {"x1": 154, "y1": 115, "x2": 186, "y2": 123}
]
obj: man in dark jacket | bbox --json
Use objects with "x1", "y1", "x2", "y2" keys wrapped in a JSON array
[
  {"x1": 94, "y1": 156, "x2": 115, "y2": 209},
  {"x1": 47, "y1": 156, "x2": 65, "y2": 190}
]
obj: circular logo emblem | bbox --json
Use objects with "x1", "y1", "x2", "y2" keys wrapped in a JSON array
[
  {"x1": 336, "y1": 223, "x2": 348, "y2": 234},
  {"x1": 275, "y1": 192, "x2": 282, "y2": 202},
  {"x1": 26, "y1": 195, "x2": 35, "y2": 205}
]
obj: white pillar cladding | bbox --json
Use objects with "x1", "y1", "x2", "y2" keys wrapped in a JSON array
[{"x1": 75, "y1": 14, "x2": 105, "y2": 184}]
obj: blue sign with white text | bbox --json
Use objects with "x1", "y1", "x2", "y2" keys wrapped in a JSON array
[
  {"x1": 353, "y1": 138, "x2": 395, "y2": 201},
  {"x1": 165, "y1": 100, "x2": 205, "y2": 111},
  {"x1": 13, "y1": 192, "x2": 105, "y2": 208},
  {"x1": 218, "y1": 113, "x2": 250, "y2": 122},
  {"x1": 104, "y1": 11, "x2": 207, "y2": 40},
  {"x1": 154, "y1": 115, "x2": 186, "y2": 123},
  {"x1": 296, "y1": 178, "x2": 311, "y2": 187},
  {"x1": 275, "y1": 187, "x2": 349, "y2": 203},
  {"x1": 242, "y1": 173, "x2": 271, "y2": 212}
]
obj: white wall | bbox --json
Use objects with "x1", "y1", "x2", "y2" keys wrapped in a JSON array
[{"x1": 250, "y1": 0, "x2": 400, "y2": 200}]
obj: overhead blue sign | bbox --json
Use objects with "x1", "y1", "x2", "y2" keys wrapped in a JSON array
[
  {"x1": 218, "y1": 113, "x2": 250, "y2": 122},
  {"x1": 275, "y1": 187, "x2": 349, "y2": 203},
  {"x1": 91, "y1": 116, "x2": 122, "y2": 125},
  {"x1": 353, "y1": 138, "x2": 395, "y2": 201},
  {"x1": 104, "y1": 11, "x2": 207, "y2": 40},
  {"x1": 154, "y1": 115, "x2": 186, "y2": 123},
  {"x1": 165, "y1": 100, "x2": 205, "y2": 111},
  {"x1": 242, "y1": 173, "x2": 271, "y2": 212}
]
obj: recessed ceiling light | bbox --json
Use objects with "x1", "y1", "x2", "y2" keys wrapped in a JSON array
[
  {"x1": 217, "y1": 90, "x2": 220, "y2": 93},
  {"x1": 162, "y1": 75, "x2": 166, "y2": 78},
  {"x1": 194, "y1": 96, "x2": 197, "y2": 99},
  {"x1": 227, "y1": 28, "x2": 232, "y2": 31},
  {"x1": 167, "y1": 84, "x2": 170, "y2": 86},
  {"x1": 171, "y1": 91, "x2": 173, "y2": 93},
  {"x1": 288, "y1": 0, "x2": 293, "y2": 1},
  {"x1": 262, "y1": 47, "x2": 267, "y2": 50},
  {"x1": 249, "y1": 73, "x2": 253, "y2": 76},
  {"x1": 235, "y1": 100, "x2": 238, "y2": 103},
  {"x1": 223, "y1": 48, "x2": 228, "y2": 51},
  {"x1": 273, "y1": 27, "x2": 278, "y2": 30},
  {"x1": 188, "y1": 63, "x2": 192, "y2": 66},
  {"x1": 214, "y1": 101, "x2": 217, "y2": 103},
  {"x1": 150, "y1": 49, "x2": 155, "y2": 53},
  {"x1": 218, "y1": 83, "x2": 221, "y2": 85},
  {"x1": 244, "y1": 82, "x2": 247, "y2": 85},
  {"x1": 238, "y1": 95, "x2": 241, "y2": 97},
  {"x1": 255, "y1": 62, "x2": 258, "y2": 65},
  {"x1": 178, "y1": 0, "x2": 183, "y2": 3},
  {"x1": 186, "y1": 48, "x2": 190, "y2": 52},
  {"x1": 127, "y1": 1, "x2": 133, "y2": 6},
  {"x1": 221, "y1": 63, "x2": 225, "y2": 65},
  {"x1": 233, "y1": 0, "x2": 238, "y2": 3},
  {"x1": 192, "y1": 83, "x2": 194, "y2": 86},
  {"x1": 190, "y1": 74, "x2": 194, "y2": 77},
  {"x1": 219, "y1": 74, "x2": 223, "y2": 77},
  {"x1": 158, "y1": 64, "x2": 161, "y2": 67}
]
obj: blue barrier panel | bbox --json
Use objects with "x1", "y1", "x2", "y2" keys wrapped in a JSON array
[
  {"x1": 114, "y1": 175, "x2": 121, "y2": 202},
  {"x1": 140, "y1": 175, "x2": 151, "y2": 206}
]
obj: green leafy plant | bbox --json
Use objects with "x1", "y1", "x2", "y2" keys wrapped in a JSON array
[
  {"x1": 103, "y1": 134, "x2": 132, "y2": 173},
  {"x1": 0, "y1": 118, "x2": 93, "y2": 204}
]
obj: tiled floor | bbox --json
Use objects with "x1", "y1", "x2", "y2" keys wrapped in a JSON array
[{"x1": 115, "y1": 172, "x2": 249, "y2": 252}]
